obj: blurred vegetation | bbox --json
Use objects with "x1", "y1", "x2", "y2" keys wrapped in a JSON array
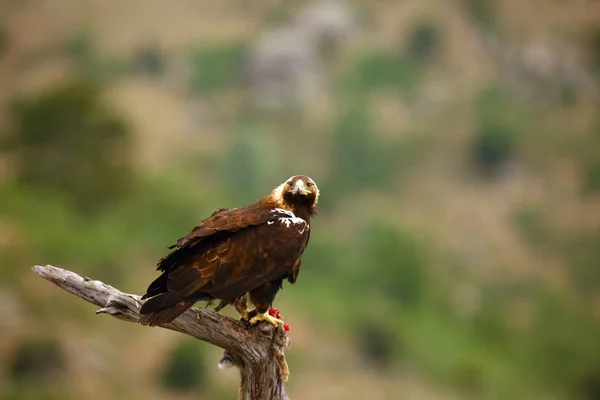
[
  {"x1": 2, "y1": 80, "x2": 133, "y2": 216},
  {"x1": 471, "y1": 86, "x2": 520, "y2": 176},
  {"x1": 9, "y1": 337, "x2": 66, "y2": 382},
  {"x1": 464, "y1": 0, "x2": 498, "y2": 32},
  {"x1": 584, "y1": 161, "x2": 600, "y2": 193},
  {"x1": 359, "y1": 222, "x2": 426, "y2": 307},
  {"x1": 161, "y1": 338, "x2": 208, "y2": 392},
  {"x1": 355, "y1": 320, "x2": 397, "y2": 370},
  {"x1": 3, "y1": 337, "x2": 70, "y2": 400},
  {"x1": 1, "y1": 2, "x2": 599, "y2": 400},
  {"x1": 513, "y1": 206, "x2": 550, "y2": 250},
  {"x1": 407, "y1": 20, "x2": 442, "y2": 64},
  {"x1": 589, "y1": 27, "x2": 600, "y2": 74},
  {"x1": 340, "y1": 51, "x2": 422, "y2": 99},
  {"x1": 190, "y1": 43, "x2": 247, "y2": 94},
  {"x1": 132, "y1": 43, "x2": 166, "y2": 76},
  {"x1": 472, "y1": 123, "x2": 515, "y2": 175},
  {"x1": 323, "y1": 101, "x2": 399, "y2": 207},
  {"x1": 2, "y1": 385, "x2": 68, "y2": 400},
  {"x1": 562, "y1": 231, "x2": 600, "y2": 297},
  {"x1": 64, "y1": 33, "x2": 129, "y2": 82},
  {"x1": 219, "y1": 119, "x2": 284, "y2": 205},
  {"x1": 0, "y1": 174, "x2": 204, "y2": 286},
  {"x1": 65, "y1": 33, "x2": 93, "y2": 61}
]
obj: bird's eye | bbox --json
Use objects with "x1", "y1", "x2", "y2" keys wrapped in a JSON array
[
  {"x1": 306, "y1": 182, "x2": 313, "y2": 188},
  {"x1": 287, "y1": 181, "x2": 293, "y2": 187}
]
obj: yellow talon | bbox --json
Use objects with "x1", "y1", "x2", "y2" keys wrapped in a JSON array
[
  {"x1": 240, "y1": 310, "x2": 252, "y2": 322},
  {"x1": 249, "y1": 312, "x2": 284, "y2": 327}
]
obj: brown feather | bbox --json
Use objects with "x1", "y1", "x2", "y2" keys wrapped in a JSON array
[
  {"x1": 139, "y1": 175, "x2": 318, "y2": 326},
  {"x1": 139, "y1": 301, "x2": 194, "y2": 327}
]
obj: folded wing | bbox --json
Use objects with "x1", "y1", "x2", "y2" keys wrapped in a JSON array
[{"x1": 142, "y1": 207, "x2": 310, "y2": 305}]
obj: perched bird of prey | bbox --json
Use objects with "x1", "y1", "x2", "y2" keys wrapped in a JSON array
[{"x1": 139, "y1": 175, "x2": 319, "y2": 328}]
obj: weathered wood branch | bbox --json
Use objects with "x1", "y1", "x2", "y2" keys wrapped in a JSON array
[{"x1": 32, "y1": 265, "x2": 290, "y2": 400}]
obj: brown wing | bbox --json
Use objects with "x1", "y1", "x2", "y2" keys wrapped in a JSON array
[
  {"x1": 168, "y1": 204, "x2": 271, "y2": 251},
  {"x1": 287, "y1": 230, "x2": 310, "y2": 284},
  {"x1": 149, "y1": 207, "x2": 310, "y2": 303}
]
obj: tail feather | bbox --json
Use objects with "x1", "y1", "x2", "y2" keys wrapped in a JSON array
[
  {"x1": 139, "y1": 293, "x2": 193, "y2": 327},
  {"x1": 141, "y1": 272, "x2": 168, "y2": 300},
  {"x1": 139, "y1": 302, "x2": 194, "y2": 327}
]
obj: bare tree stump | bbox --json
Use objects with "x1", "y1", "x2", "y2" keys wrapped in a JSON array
[{"x1": 32, "y1": 265, "x2": 290, "y2": 400}]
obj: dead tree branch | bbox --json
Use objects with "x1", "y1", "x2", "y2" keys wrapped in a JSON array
[{"x1": 32, "y1": 264, "x2": 290, "y2": 400}]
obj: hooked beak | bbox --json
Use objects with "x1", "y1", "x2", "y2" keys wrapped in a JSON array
[{"x1": 292, "y1": 180, "x2": 311, "y2": 196}]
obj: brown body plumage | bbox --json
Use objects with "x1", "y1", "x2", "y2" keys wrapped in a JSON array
[{"x1": 139, "y1": 175, "x2": 319, "y2": 327}]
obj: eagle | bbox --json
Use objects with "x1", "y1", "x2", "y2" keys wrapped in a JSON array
[{"x1": 138, "y1": 175, "x2": 319, "y2": 328}]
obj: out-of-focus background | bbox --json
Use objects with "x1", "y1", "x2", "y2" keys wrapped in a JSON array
[{"x1": 1, "y1": 0, "x2": 599, "y2": 399}]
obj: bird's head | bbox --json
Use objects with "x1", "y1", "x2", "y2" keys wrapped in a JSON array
[{"x1": 269, "y1": 175, "x2": 319, "y2": 216}]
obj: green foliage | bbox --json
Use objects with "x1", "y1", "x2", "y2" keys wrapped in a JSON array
[
  {"x1": 340, "y1": 51, "x2": 422, "y2": 97},
  {"x1": 322, "y1": 101, "x2": 398, "y2": 208},
  {"x1": 160, "y1": 339, "x2": 208, "y2": 392},
  {"x1": 526, "y1": 291, "x2": 600, "y2": 395},
  {"x1": 0, "y1": 172, "x2": 201, "y2": 285},
  {"x1": 583, "y1": 161, "x2": 600, "y2": 193},
  {"x1": 4, "y1": 80, "x2": 133, "y2": 215},
  {"x1": 354, "y1": 318, "x2": 398, "y2": 370},
  {"x1": 64, "y1": 33, "x2": 129, "y2": 82},
  {"x1": 559, "y1": 85, "x2": 577, "y2": 108},
  {"x1": 579, "y1": 373, "x2": 600, "y2": 400},
  {"x1": 473, "y1": 125, "x2": 515, "y2": 173},
  {"x1": 562, "y1": 231, "x2": 600, "y2": 296},
  {"x1": 0, "y1": 184, "x2": 127, "y2": 283},
  {"x1": 512, "y1": 206, "x2": 554, "y2": 254},
  {"x1": 407, "y1": 20, "x2": 442, "y2": 63},
  {"x1": 2, "y1": 384, "x2": 67, "y2": 400},
  {"x1": 65, "y1": 33, "x2": 93, "y2": 60},
  {"x1": 360, "y1": 222, "x2": 427, "y2": 307},
  {"x1": 464, "y1": 0, "x2": 497, "y2": 31},
  {"x1": 220, "y1": 133, "x2": 262, "y2": 204},
  {"x1": 290, "y1": 236, "x2": 379, "y2": 328},
  {"x1": 329, "y1": 102, "x2": 373, "y2": 184},
  {"x1": 472, "y1": 86, "x2": 519, "y2": 175},
  {"x1": 9, "y1": 337, "x2": 65, "y2": 382},
  {"x1": 123, "y1": 173, "x2": 209, "y2": 250},
  {"x1": 190, "y1": 42, "x2": 246, "y2": 93},
  {"x1": 403, "y1": 313, "x2": 483, "y2": 386},
  {"x1": 402, "y1": 297, "x2": 543, "y2": 398},
  {"x1": 589, "y1": 27, "x2": 600, "y2": 74},
  {"x1": 219, "y1": 120, "x2": 284, "y2": 205},
  {"x1": 468, "y1": 285, "x2": 516, "y2": 346},
  {"x1": 298, "y1": 237, "x2": 343, "y2": 278},
  {"x1": 263, "y1": 5, "x2": 294, "y2": 27}
]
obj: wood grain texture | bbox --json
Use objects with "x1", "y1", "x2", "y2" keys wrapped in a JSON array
[{"x1": 32, "y1": 264, "x2": 290, "y2": 400}]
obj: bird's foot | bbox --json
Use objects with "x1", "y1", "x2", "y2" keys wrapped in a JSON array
[
  {"x1": 249, "y1": 311, "x2": 285, "y2": 328},
  {"x1": 239, "y1": 309, "x2": 255, "y2": 322},
  {"x1": 269, "y1": 308, "x2": 290, "y2": 331}
]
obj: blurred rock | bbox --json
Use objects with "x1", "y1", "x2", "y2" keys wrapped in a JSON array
[
  {"x1": 244, "y1": 0, "x2": 357, "y2": 112},
  {"x1": 485, "y1": 35, "x2": 599, "y2": 105},
  {"x1": 132, "y1": 43, "x2": 165, "y2": 76},
  {"x1": 295, "y1": 0, "x2": 357, "y2": 59},
  {"x1": 245, "y1": 26, "x2": 320, "y2": 111}
]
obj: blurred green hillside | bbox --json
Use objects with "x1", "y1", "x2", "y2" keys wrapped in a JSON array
[{"x1": 1, "y1": 1, "x2": 600, "y2": 399}]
